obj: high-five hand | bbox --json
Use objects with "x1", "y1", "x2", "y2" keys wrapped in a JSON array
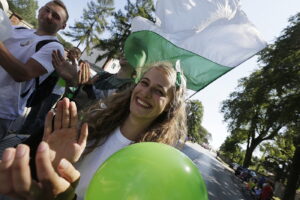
[{"x1": 43, "y1": 98, "x2": 88, "y2": 168}]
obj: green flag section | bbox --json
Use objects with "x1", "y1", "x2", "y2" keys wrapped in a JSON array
[
  {"x1": 125, "y1": 30, "x2": 231, "y2": 91},
  {"x1": 124, "y1": 0, "x2": 266, "y2": 91}
]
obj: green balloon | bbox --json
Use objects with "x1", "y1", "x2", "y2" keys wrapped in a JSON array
[{"x1": 85, "y1": 142, "x2": 208, "y2": 200}]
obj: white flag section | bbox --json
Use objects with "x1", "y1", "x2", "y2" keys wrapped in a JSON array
[{"x1": 125, "y1": 0, "x2": 267, "y2": 91}]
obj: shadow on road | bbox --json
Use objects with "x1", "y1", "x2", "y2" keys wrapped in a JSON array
[{"x1": 182, "y1": 144, "x2": 251, "y2": 200}]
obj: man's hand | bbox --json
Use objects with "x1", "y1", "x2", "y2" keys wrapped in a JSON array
[
  {"x1": 52, "y1": 50, "x2": 78, "y2": 86},
  {"x1": 43, "y1": 98, "x2": 88, "y2": 168},
  {"x1": 0, "y1": 142, "x2": 80, "y2": 200}
]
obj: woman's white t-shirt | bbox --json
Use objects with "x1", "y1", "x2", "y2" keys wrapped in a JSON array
[{"x1": 75, "y1": 127, "x2": 133, "y2": 200}]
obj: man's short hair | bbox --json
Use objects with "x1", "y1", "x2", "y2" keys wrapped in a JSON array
[{"x1": 51, "y1": 0, "x2": 69, "y2": 22}]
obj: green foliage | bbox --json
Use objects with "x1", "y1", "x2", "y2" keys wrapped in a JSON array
[
  {"x1": 63, "y1": 0, "x2": 114, "y2": 52},
  {"x1": 259, "y1": 131, "x2": 295, "y2": 181},
  {"x1": 219, "y1": 130, "x2": 247, "y2": 163},
  {"x1": 93, "y1": 0, "x2": 155, "y2": 63},
  {"x1": 56, "y1": 34, "x2": 73, "y2": 50},
  {"x1": 186, "y1": 100, "x2": 211, "y2": 144},
  {"x1": 221, "y1": 13, "x2": 300, "y2": 168},
  {"x1": 7, "y1": 0, "x2": 38, "y2": 27}
]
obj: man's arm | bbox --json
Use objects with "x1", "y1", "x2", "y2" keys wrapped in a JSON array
[{"x1": 0, "y1": 42, "x2": 47, "y2": 82}]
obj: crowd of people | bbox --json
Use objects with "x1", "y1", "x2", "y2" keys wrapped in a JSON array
[
  {"x1": 0, "y1": 1, "x2": 188, "y2": 199},
  {"x1": 245, "y1": 177, "x2": 274, "y2": 200}
]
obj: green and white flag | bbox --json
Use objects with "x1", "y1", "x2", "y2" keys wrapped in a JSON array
[{"x1": 124, "y1": 0, "x2": 266, "y2": 91}]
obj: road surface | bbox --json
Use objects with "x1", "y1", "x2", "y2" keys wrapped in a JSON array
[{"x1": 182, "y1": 142, "x2": 250, "y2": 200}]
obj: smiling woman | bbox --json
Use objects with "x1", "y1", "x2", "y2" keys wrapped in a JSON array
[{"x1": 62, "y1": 61, "x2": 187, "y2": 199}]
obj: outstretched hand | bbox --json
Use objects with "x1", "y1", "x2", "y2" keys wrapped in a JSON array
[
  {"x1": 43, "y1": 98, "x2": 88, "y2": 168},
  {"x1": 0, "y1": 142, "x2": 79, "y2": 200},
  {"x1": 52, "y1": 50, "x2": 78, "y2": 86}
]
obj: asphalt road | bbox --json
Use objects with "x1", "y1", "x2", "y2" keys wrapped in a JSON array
[{"x1": 181, "y1": 142, "x2": 250, "y2": 200}]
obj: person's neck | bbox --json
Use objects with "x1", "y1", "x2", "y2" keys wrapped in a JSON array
[
  {"x1": 120, "y1": 115, "x2": 152, "y2": 141},
  {"x1": 35, "y1": 28, "x2": 56, "y2": 36}
]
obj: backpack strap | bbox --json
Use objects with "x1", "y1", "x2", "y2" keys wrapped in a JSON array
[
  {"x1": 35, "y1": 39, "x2": 59, "y2": 52},
  {"x1": 34, "y1": 39, "x2": 60, "y2": 87},
  {"x1": 20, "y1": 39, "x2": 60, "y2": 98}
]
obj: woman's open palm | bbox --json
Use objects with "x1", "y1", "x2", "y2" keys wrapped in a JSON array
[{"x1": 43, "y1": 98, "x2": 88, "y2": 167}]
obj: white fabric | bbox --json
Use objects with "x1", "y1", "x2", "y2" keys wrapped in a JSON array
[
  {"x1": 75, "y1": 127, "x2": 133, "y2": 200},
  {"x1": 0, "y1": 26, "x2": 64, "y2": 120},
  {"x1": 0, "y1": 9, "x2": 11, "y2": 41},
  {"x1": 0, "y1": 0, "x2": 9, "y2": 13},
  {"x1": 131, "y1": 0, "x2": 266, "y2": 67}
]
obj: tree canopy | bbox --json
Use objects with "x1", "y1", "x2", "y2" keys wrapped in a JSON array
[
  {"x1": 63, "y1": 0, "x2": 114, "y2": 53},
  {"x1": 7, "y1": 0, "x2": 38, "y2": 27},
  {"x1": 93, "y1": 0, "x2": 155, "y2": 65},
  {"x1": 221, "y1": 12, "x2": 300, "y2": 199},
  {"x1": 186, "y1": 100, "x2": 211, "y2": 144}
]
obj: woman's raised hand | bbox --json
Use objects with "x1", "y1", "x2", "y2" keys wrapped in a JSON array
[
  {"x1": 0, "y1": 142, "x2": 79, "y2": 200},
  {"x1": 43, "y1": 98, "x2": 88, "y2": 167}
]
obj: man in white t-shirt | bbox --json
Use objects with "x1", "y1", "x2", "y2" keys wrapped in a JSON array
[
  {"x1": 19, "y1": 47, "x2": 82, "y2": 135},
  {"x1": 0, "y1": 0, "x2": 69, "y2": 139}
]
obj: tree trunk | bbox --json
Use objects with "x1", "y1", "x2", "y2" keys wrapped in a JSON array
[
  {"x1": 243, "y1": 140, "x2": 259, "y2": 167},
  {"x1": 282, "y1": 144, "x2": 300, "y2": 200}
]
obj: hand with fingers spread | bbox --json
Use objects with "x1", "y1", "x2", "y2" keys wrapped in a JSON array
[
  {"x1": 0, "y1": 142, "x2": 79, "y2": 200},
  {"x1": 78, "y1": 61, "x2": 91, "y2": 85},
  {"x1": 52, "y1": 50, "x2": 78, "y2": 86},
  {"x1": 43, "y1": 98, "x2": 88, "y2": 168}
]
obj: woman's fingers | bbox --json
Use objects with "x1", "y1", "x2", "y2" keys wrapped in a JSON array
[
  {"x1": 81, "y1": 63, "x2": 86, "y2": 83},
  {"x1": 43, "y1": 111, "x2": 54, "y2": 141},
  {"x1": 57, "y1": 159, "x2": 80, "y2": 184},
  {"x1": 0, "y1": 148, "x2": 16, "y2": 194},
  {"x1": 84, "y1": 63, "x2": 90, "y2": 83},
  {"x1": 87, "y1": 64, "x2": 91, "y2": 82},
  {"x1": 54, "y1": 100, "x2": 63, "y2": 130},
  {"x1": 78, "y1": 66, "x2": 82, "y2": 84},
  {"x1": 11, "y1": 144, "x2": 31, "y2": 195},
  {"x1": 62, "y1": 98, "x2": 70, "y2": 129},
  {"x1": 78, "y1": 123, "x2": 88, "y2": 149},
  {"x1": 69, "y1": 101, "x2": 78, "y2": 128},
  {"x1": 54, "y1": 98, "x2": 70, "y2": 130}
]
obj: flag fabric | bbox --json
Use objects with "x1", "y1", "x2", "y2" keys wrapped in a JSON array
[{"x1": 124, "y1": 0, "x2": 267, "y2": 91}]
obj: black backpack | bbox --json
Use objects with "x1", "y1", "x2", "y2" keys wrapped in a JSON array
[{"x1": 20, "y1": 39, "x2": 61, "y2": 107}]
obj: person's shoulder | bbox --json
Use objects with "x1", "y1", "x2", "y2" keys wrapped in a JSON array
[{"x1": 34, "y1": 36, "x2": 63, "y2": 51}]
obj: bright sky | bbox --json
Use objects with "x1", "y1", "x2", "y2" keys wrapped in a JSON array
[{"x1": 37, "y1": 0, "x2": 300, "y2": 150}]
